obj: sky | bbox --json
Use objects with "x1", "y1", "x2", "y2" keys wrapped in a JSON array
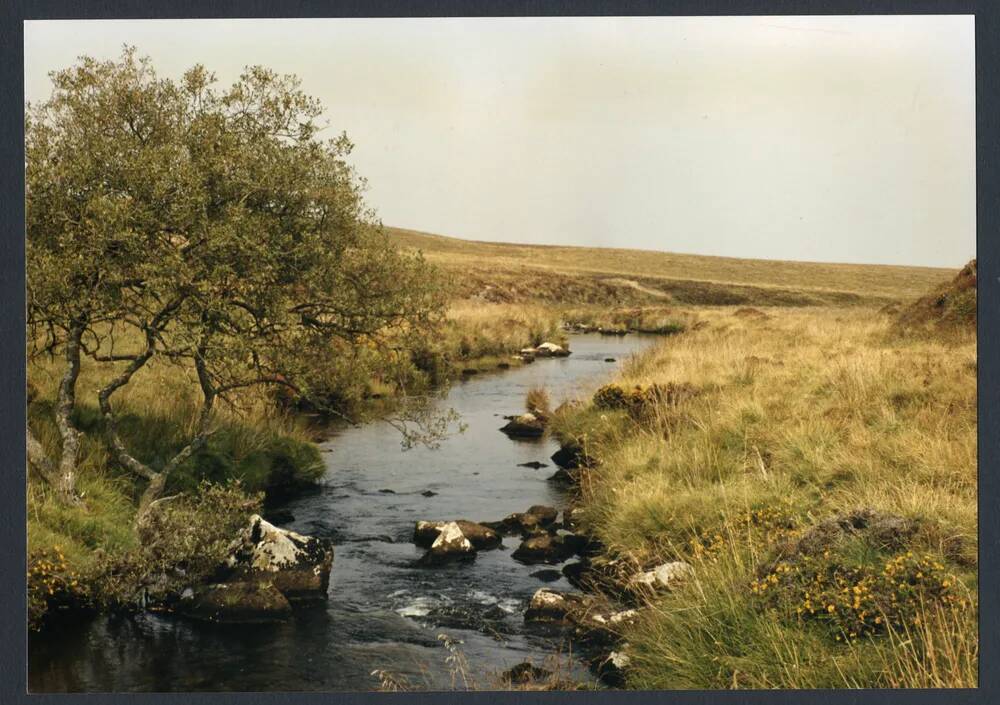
[{"x1": 24, "y1": 16, "x2": 975, "y2": 268}]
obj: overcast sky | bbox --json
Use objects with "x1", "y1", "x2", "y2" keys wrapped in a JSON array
[{"x1": 24, "y1": 16, "x2": 975, "y2": 267}]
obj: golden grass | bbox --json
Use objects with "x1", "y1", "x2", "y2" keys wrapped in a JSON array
[
  {"x1": 389, "y1": 227, "x2": 956, "y2": 302},
  {"x1": 550, "y1": 305, "x2": 977, "y2": 688}
]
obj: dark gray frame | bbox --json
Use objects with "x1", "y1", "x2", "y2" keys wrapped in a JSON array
[{"x1": 1, "y1": 1, "x2": 992, "y2": 703}]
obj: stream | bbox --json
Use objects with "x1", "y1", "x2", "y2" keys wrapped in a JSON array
[{"x1": 29, "y1": 333, "x2": 657, "y2": 692}]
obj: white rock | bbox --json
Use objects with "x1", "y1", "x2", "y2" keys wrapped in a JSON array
[
  {"x1": 227, "y1": 515, "x2": 326, "y2": 573},
  {"x1": 223, "y1": 515, "x2": 333, "y2": 601},
  {"x1": 634, "y1": 561, "x2": 693, "y2": 589},
  {"x1": 535, "y1": 342, "x2": 570, "y2": 357},
  {"x1": 432, "y1": 521, "x2": 473, "y2": 553}
]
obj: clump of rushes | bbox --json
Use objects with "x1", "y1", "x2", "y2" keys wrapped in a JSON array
[
  {"x1": 526, "y1": 387, "x2": 552, "y2": 418},
  {"x1": 751, "y1": 548, "x2": 968, "y2": 644}
]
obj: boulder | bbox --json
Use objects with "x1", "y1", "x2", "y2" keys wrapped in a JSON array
[
  {"x1": 562, "y1": 506, "x2": 585, "y2": 531},
  {"x1": 500, "y1": 412, "x2": 546, "y2": 438},
  {"x1": 523, "y1": 588, "x2": 593, "y2": 624},
  {"x1": 513, "y1": 534, "x2": 575, "y2": 565},
  {"x1": 547, "y1": 468, "x2": 578, "y2": 485},
  {"x1": 224, "y1": 515, "x2": 333, "y2": 602},
  {"x1": 413, "y1": 520, "x2": 501, "y2": 550},
  {"x1": 534, "y1": 342, "x2": 571, "y2": 358},
  {"x1": 417, "y1": 521, "x2": 476, "y2": 566},
  {"x1": 178, "y1": 581, "x2": 292, "y2": 623},
  {"x1": 632, "y1": 561, "x2": 693, "y2": 591},
  {"x1": 550, "y1": 443, "x2": 590, "y2": 470},
  {"x1": 526, "y1": 505, "x2": 559, "y2": 526}
]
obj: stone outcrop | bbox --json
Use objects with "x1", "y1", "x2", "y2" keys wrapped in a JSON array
[{"x1": 224, "y1": 515, "x2": 333, "y2": 602}]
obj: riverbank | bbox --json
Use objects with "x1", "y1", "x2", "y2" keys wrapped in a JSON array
[
  {"x1": 29, "y1": 332, "x2": 660, "y2": 692},
  {"x1": 548, "y1": 304, "x2": 977, "y2": 688},
  {"x1": 26, "y1": 300, "x2": 569, "y2": 630}
]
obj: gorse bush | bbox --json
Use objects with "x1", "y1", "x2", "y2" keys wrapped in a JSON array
[
  {"x1": 752, "y1": 550, "x2": 967, "y2": 644},
  {"x1": 28, "y1": 546, "x2": 90, "y2": 631}
]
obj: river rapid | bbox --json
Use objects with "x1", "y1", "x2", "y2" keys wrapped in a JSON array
[{"x1": 29, "y1": 333, "x2": 656, "y2": 692}]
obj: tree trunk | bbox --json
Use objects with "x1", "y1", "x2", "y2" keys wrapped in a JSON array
[
  {"x1": 26, "y1": 320, "x2": 84, "y2": 504},
  {"x1": 99, "y1": 341, "x2": 216, "y2": 527},
  {"x1": 135, "y1": 471, "x2": 168, "y2": 525},
  {"x1": 53, "y1": 320, "x2": 85, "y2": 503},
  {"x1": 26, "y1": 424, "x2": 61, "y2": 488}
]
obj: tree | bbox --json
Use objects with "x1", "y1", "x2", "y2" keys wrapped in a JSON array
[{"x1": 26, "y1": 48, "x2": 445, "y2": 515}]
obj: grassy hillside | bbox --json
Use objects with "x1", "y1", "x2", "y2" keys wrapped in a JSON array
[
  {"x1": 546, "y1": 302, "x2": 976, "y2": 687},
  {"x1": 388, "y1": 227, "x2": 954, "y2": 305}
]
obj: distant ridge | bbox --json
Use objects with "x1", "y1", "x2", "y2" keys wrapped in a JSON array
[{"x1": 386, "y1": 226, "x2": 958, "y2": 304}]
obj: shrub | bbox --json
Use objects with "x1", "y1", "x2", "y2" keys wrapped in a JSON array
[
  {"x1": 96, "y1": 481, "x2": 262, "y2": 609},
  {"x1": 593, "y1": 384, "x2": 630, "y2": 410},
  {"x1": 28, "y1": 546, "x2": 91, "y2": 630},
  {"x1": 752, "y1": 550, "x2": 968, "y2": 644}
]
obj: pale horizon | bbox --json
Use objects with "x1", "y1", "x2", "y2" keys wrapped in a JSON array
[{"x1": 25, "y1": 16, "x2": 976, "y2": 269}]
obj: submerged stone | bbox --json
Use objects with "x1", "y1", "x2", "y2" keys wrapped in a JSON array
[{"x1": 178, "y1": 581, "x2": 292, "y2": 624}]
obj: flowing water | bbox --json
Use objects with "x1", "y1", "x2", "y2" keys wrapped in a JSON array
[{"x1": 29, "y1": 333, "x2": 656, "y2": 692}]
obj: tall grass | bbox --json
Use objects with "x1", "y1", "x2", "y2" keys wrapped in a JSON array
[{"x1": 552, "y1": 305, "x2": 977, "y2": 688}]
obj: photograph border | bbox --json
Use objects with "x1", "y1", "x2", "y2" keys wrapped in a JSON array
[{"x1": 1, "y1": 1, "x2": 994, "y2": 703}]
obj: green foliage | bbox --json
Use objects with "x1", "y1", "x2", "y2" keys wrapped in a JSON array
[
  {"x1": 26, "y1": 46, "x2": 446, "y2": 507},
  {"x1": 172, "y1": 433, "x2": 323, "y2": 495},
  {"x1": 96, "y1": 482, "x2": 262, "y2": 608}
]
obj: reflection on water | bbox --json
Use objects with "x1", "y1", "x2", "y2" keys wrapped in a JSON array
[{"x1": 29, "y1": 334, "x2": 657, "y2": 692}]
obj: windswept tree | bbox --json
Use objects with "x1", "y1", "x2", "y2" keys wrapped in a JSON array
[{"x1": 27, "y1": 48, "x2": 445, "y2": 516}]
